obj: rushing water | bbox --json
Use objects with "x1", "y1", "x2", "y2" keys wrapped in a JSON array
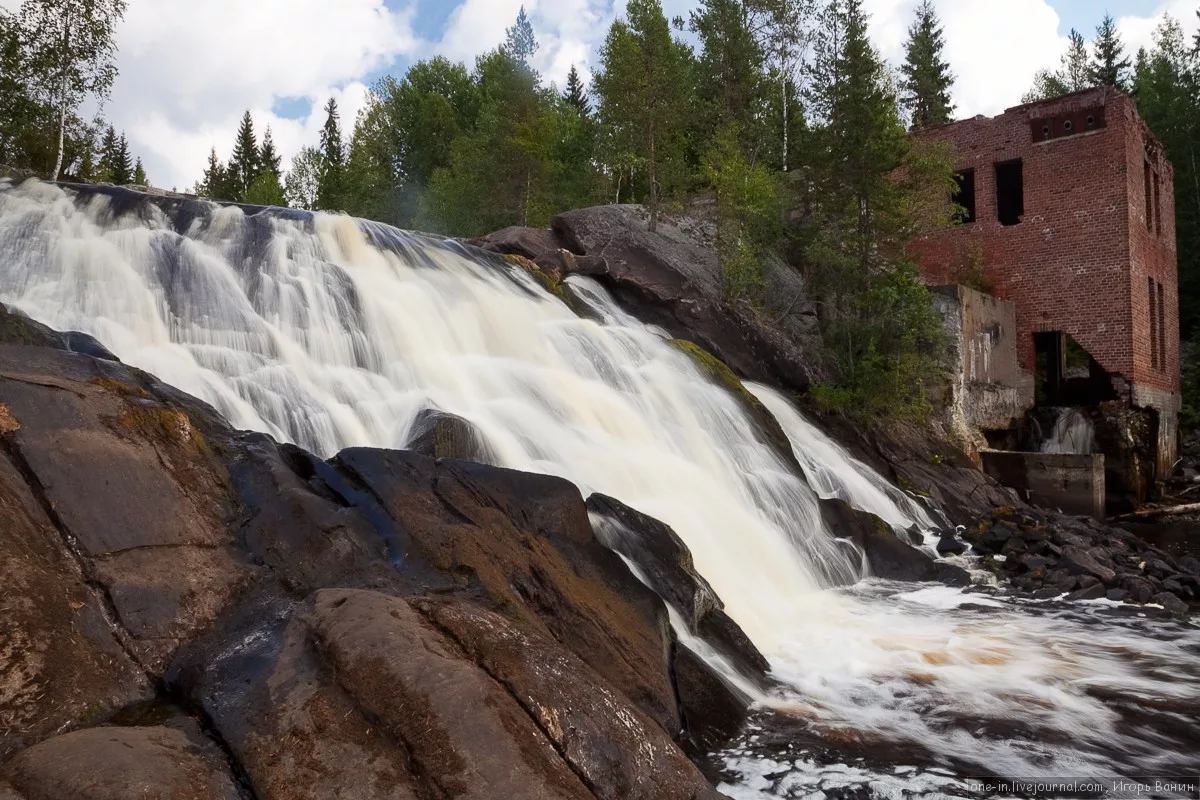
[
  {"x1": 2, "y1": 179, "x2": 1198, "y2": 795},
  {"x1": 1041, "y1": 407, "x2": 1096, "y2": 455}
]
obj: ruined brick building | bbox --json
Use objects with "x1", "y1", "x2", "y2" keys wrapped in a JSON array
[{"x1": 911, "y1": 87, "x2": 1181, "y2": 506}]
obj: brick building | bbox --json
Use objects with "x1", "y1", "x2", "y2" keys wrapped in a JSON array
[{"x1": 911, "y1": 87, "x2": 1181, "y2": 474}]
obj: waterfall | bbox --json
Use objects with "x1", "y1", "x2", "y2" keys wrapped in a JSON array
[
  {"x1": 2, "y1": 179, "x2": 1197, "y2": 789},
  {"x1": 1042, "y1": 407, "x2": 1096, "y2": 455}
]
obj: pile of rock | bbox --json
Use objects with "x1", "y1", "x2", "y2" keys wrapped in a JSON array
[{"x1": 962, "y1": 507, "x2": 1198, "y2": 615}]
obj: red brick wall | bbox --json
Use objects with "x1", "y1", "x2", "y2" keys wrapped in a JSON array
[{"x1": 910, "y1": 88, "x2": 1180, "y2": 396}]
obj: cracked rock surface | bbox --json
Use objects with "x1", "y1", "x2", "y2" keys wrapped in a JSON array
[{"x1": 0, "y1": 304, "x2": 742, "y2": 799}]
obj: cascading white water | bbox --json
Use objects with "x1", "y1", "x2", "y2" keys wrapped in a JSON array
[
  {"x1": 747, "y1": 382, "x2": 940, "y2": 533},
  {"x1": 2, "y1": 180, "x2": 1198, "y2": 791},
  {"x1": 1042, "y1": 407, "x2": 1096, "y2": 455}
]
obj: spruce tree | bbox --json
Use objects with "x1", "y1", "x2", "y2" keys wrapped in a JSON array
[
  {"x1": 1024, "y1": 28, "x2": 1090, "y2": 101},
  {"x1": 316, "y1": 98, "x2": 345, "y2": 211},
  {"x1": 900, "y1": 0, "x2": 955, "y2": 129},
  {"x1": 1089, "y1": 13, "x2": 1131, "y2": 90},
  {"x1": 97, "y1": 124, "x2": 118, "y2": 182},
  {"x1": 133, "y1": 157, "x2": 146, "y2": 186},
  {"x1": 229, "y1": 110, "x2": 261, "y2": 200},
  {"x1": 113, "y1": 132, "x2": 132, "y2": 184},
  {"x1": 563, "y1": 65, "x2": 590, "y2": 117},
  {"x1": 504, "y1": 6, "x2": 538, "y2": 67},
  {"x1": 259, "y1": 126, "x2": 282, "y2": 177}
]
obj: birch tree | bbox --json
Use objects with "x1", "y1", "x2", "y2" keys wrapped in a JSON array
[{"x1": 18, "y1": 0, "x2": 127, "y2": 181}]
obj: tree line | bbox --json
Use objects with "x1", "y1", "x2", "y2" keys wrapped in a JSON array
[{"x1": 0, "y1": 0, "x2": 150, "y2": 186}]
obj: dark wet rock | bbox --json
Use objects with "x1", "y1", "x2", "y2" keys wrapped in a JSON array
[
  {"x1": 471, "y1": 225, "x2": 560, "y2": 260},
  {"x1": 405, "y1": 407, "x2": 495, "y2": 463},
  {"x1": 419, "y1": 597, "x2": 723, "y2": 800},
  {"x1": 819, "y1": 498, "x2": 938, "y2": 582},
  {"x1": 936, "y1": 532, "x2": 967, "y2": 556},
  {"x1": 4, "y1": 726, "x2": 241, "y2": 800},
  {"x1": 62, "y1": 331, "x2": 119, "y2": 362},
  {"x1": 1153, "y1": 592, "x2": 1189, "y2": 617},
  {"x1": 1062, "y1": 547, "x2": 1117, "y2": 584},
  {"x1": 672, "y1": 645, "x2": 752, "y2": 757},
  {"x1": 964, "y1": 505, "x2": 1196, "y2": 613},
  {"x1": 1066, "y1": 583, "x2": 1107, "y2": 601},
  {"x1": 935, "y1": 562, "x2": 972, "y2": 587},
  {"x1": 1, "y1": 327, "x2": 742, "y2": 797},
  {"x1": 0, "y1": 304, "x2": 64, "y2": 349}
]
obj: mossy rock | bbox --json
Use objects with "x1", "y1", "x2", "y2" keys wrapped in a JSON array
[
  {"x1": 503, "y1": 253, "x2": 569, "y2": 301},
  {"x1": 0, "y1": 304, "x2": 64, "y2": 348},
  {"x1": 668, "y1": 339, "x2": 765, "y2": 414}
]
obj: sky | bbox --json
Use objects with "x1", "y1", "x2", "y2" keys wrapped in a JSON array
[{"x1": 4, "y1": 0, "x2": 1197, "y2": 191}]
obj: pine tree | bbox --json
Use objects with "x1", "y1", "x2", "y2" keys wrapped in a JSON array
[
  {"x1": 228, "y1": 110, "x2": 261, "y2": 200},
  {"x1": 113, "y1": 131, "x2": 132, "y2": 184},
  {"x1": 756, "y1": 0, "x2": 809, "y2": 172},
  {"x1": 900, "y1": 0, "x2": 955, "y2": 129},
  {"x1": 316, "y1": 98, "x2": 345, "y2": 211},
  {"x1": 194, "y1": 146, "x2": 225, "y2": 198},
  {"x1": 259, "y1": 125, "x2": 281, "y2": 177},
  {"x1": 1089, "y1": 13, "x2": 1131, "y2": 90},
  {"x1": 245, "y1": 169, "x2": 286, "y2": 207},
  {"x1": 594, "y1": 0, "x2": 691, "y2": 232},
  {"x1": 132, "y1": 157, "x2": 146, "y2": 186},
  {"x1": 563, "y1": 65, "x2": 590, "y2": 117},
  {"x1": 96, "y1": 123, "x2": 118, "y2": 182},
  {"x1": 504, "y1": 6, "x2": 538, "y2": 66}
]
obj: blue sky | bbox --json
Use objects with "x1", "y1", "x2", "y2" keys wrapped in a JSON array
[{"x1": 2, "y1": 0, "x2": 1179, "y2": 191}]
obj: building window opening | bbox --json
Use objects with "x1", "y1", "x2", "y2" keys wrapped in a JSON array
[
  {"x1": 953, "y1": 168, "x2": 976, "y2": 224},
  {"x1": 1153, "y1": 172, "x2": 1162, "y2": 235},
  {"x1": 1157, "y1": 280, "x2": 1166, "y2": 371},
  {"x1": 1150, "y1": 277, "x2": 1160, "y2": 371},
  {"x1": 1144, "y1": 160, "x2": 1154, "y2": 231},
  {"x1": 995, "y1": 159, "x2": 1024, "y2": 226}
]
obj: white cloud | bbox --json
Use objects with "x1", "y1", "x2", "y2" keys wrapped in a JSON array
[
  {"x1": 100, "y1": 0, "x2": 417, "y2": 190},
  {"x1": 13, "y1": 0, "x2": 1191, "y2": 192}
]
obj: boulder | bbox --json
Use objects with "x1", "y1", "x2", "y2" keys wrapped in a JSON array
[
  {"x1": 819, "y1": 498, "x2": 938, "y2": 583},
  {"x1": 936, "y1": 532, "x2": 967, "y2": 556},
  {"x1": 309, "y1": 589, "x2": 593, "y2": 800},
  {"x1": 471, "y1": 225, "x2": 560, "y2": 260},
  {"x1": 418, "y1": 598, "x2": 724, "y2": 800},
  {"x1": 4, "y1": 726, "x2": 241, "y2": 800},
  {"x1": 404, "y1": 407, "x2": 495, "y2": 463}
]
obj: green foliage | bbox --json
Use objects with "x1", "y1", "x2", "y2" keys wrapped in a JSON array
[
  {"x1": 259, "y1": 126, "x2": 281, "y2": 177},
  {"x1": 17, "y1": 0, "x2": 128, "y2": 179},
  {"x1": 594, "y1": 0, "x2": 693, "y2": 231},
  {"x1": 316, "y1": 98, "x2": 345, "y2": 211},
  {"x1": 690, "y1": 0, "x2": 765, "y2": 149},
  {"x1": 1023, "y1": 28, "x2": 1089, "y2": 102},
  {"x1": 702, "y1": 125, "x2": 782, "y2": 302},
  {"x1": 284, "y1": 146, "x2": 322, "y2": 210},
  {"x1": 563, "y1": 65, "x2": 590, "y2": 117},
  {"x1": 810, "y1": 262, "x2": 946, "y2": 422},
  {"x1": 1089, "y1": 13, "x2": 1131, "y2": 90},
  {"x1": 504, "y1": 5, "x2": 538, "y2": 66},
  {"x1": 132, "y1": 157, "x2": 146, "y2": 186},
  {"x1": 245, "y1": 169, "x2": 285, "y2": 207},
  {"x1": 900, "y1": 0, "x2": 955, "y2": 129},
  {"x1": 228, "y1": 110, "x2": 261, "y2": 201}
]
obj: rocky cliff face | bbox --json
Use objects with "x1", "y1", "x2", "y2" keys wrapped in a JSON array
[{"x1": 0, "y1": 304, "x2": 745, "y2": 799}]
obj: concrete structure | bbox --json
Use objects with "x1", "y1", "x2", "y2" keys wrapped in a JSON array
[
  {"x1": 934, "y1": 285, "x2": 1034, "y2": 448},
  {"x1": 981, "y1": 450, "x2": 1106, "y2": 518},
  {"x1": 913, "y1": 87, "x2": 1181, "y2": 479}
]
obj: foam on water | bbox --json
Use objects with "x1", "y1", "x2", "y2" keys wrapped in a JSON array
[{"x1": 2, "y1": 180, "x2": 1198, "y2": 791}]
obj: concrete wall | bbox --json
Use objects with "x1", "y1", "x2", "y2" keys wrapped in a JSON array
[
  {"x1": 982, "y1": 450, "x2": 1106, "y2": 518},
  {"x1": 1131, "y1": 383, "x2": 1181, "y2": 478},
  {"x1": 935, "y1": 285, "x2": 1034, "y2": 437}
]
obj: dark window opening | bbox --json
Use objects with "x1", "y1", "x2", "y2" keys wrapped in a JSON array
[
  {"x1": 953, "y1": 169, "x2": 976, "y2": 224},
  {"x1": 1149, "y1": 277, "x2": 1160, "y2": 370},
  {"x1": 1034, "y1": 331, "x2": 1066, "y2": 406},
  {"x1": 1153, "y1": 172, "x2": 1162, "y2": 235},
  {"x1": 995, "y1": 159, "x2": 1024, "y2": 226},
  {"x1": 1157, "y1": 280, "x2": 1166, "y2": 371},
  {"x1": 1144, "y1": 161, "x2": 1153, "y2": 231}
]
